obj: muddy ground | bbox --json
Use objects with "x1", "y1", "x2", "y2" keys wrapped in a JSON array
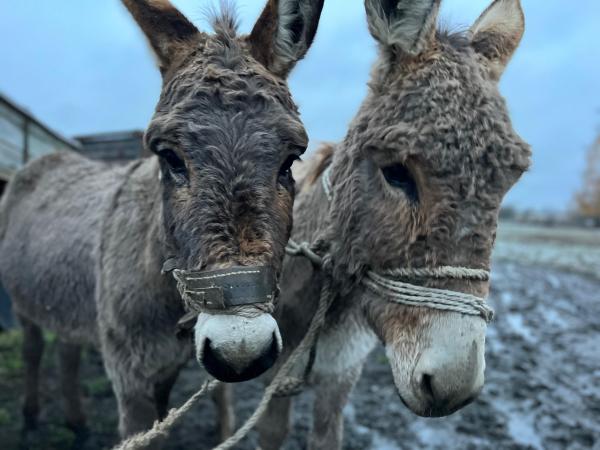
[{"x1": 1, "y1": 226, "x2": 599, "y2": 449}]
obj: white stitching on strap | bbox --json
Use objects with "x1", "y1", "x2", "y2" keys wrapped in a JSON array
[{"x1": 174, "y1": 269, "x2": 261, "y2": 282}]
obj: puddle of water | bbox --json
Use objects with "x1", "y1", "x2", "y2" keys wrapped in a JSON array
[
  {"x1": 494, "y1": 399, "x2": 543, "y2": 450},
  {"x1": 506, "y1": 313, "x2": 536, "y2": 342},
  {"x1": 344, "y1": 403, "x2": 402, "y2": 450},
  {"x1": 542, "y1": 308, "x2": 569, "y2": 330},
  {"x1": 370, "y1": 434, "x2": 401, "y2": 450}
]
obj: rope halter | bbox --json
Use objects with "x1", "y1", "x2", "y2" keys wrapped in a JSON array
[{"x1": 286, "y1": 166, "x2": 494, "y2": 323}]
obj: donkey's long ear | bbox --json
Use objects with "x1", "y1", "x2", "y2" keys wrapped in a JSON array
[
  {"x1": 122, "y1": 0, "x2": 200, "y2": 74},
  {"x1": 364, "y1": 0, "x2": 441, "y2": 55},
  {"x1": 470, "y1": 0, "x2": 525, "y2": 80},
  {"x1": 247, "y1": 0, "x2": 325, "y2": 78}
]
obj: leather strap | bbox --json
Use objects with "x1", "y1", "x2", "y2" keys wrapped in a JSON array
[{"x1": 173, "y1": 266, "x2": 276, "y2": 313}]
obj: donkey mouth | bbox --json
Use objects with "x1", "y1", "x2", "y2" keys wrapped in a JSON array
[
  {"x1": 201, "y1": 334, "x2": 281, "y2": 382},
  {"x1": 397, "y1": 389, "x2": 479, "y2": 418}
]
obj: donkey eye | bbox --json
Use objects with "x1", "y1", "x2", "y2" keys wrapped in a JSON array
[
  {"x1": 278, "y1": 154, "x2": 300, "y2": 190},
  {"x1": 381, "y1": 164, "x2": 419, "y2": 202},
  {"x1": 279, "y1": 155, "x2": 300, "y2": 178},
  {"x1": 159, "y1": 149, "x2": 187, "y2": 177}
]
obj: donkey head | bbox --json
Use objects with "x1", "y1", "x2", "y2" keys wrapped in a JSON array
[
  {"x1": 328, "y1": 0, "x2": 531, "y2": 415},
  {"x1": 124, "y1": 0, "x2": 324, "y2": 382}
]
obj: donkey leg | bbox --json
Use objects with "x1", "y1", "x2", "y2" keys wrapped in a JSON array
[
  {"x1": 211, "y1": 383, "x2": 235, "y2": 442},
  {"x1": 153, "y1": 369, "x2": 180, "y2": 421},
  {"x1": 256, "y1": 396, "x2": 293, "y2": 450},
  {"x1": 114, "y1": 382, "x2": 158, "y2": 440},
  {"x1": 57, "y1": 341, "x2": 86, "y2": 431},
  {"x1": 20, "y1": 315, "x2": 45, "y2": 430},
  {"x1": 308, "y1": 367, "x2": 362, "y2": 450}
]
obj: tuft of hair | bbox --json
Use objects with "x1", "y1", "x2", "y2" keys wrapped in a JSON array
[
  {"x1": 436, "y1": 22, "x2": 470, "y2": 50},
  {"x1": 365, "y1": 0, "x2": 441, "y2": 54},
  {"x1": 205, "y1": 0, "x2": 239, "y2": 40}
]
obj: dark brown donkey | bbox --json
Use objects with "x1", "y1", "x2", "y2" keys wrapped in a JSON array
[
  {"x1": 0, "y1": 0, "x2": 324, "y2": 441},
  {"x1": 256, "y1": 0, "x2": 531, "y2": 449}
]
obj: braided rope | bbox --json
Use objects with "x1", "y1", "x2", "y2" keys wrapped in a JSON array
[
  {"x1": 286, "y1": 241, "x2": 494, "y2": 322},
  {"x1": 364, "y1": 272, "x2": 493, "y2": 322},
  {"x1": 212, "y1": 273, "x2": 334, "y2": 450},
  {"x1": 112, "y1": 380, "x2": 220, "y2": 450},
  {"x1": 381, "y1": 266, "x2": 490, "y2": 281}
]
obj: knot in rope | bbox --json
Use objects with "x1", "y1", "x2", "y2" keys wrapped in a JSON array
[{"x1": 285, "y1": 240, "x2": 324, "y2": 268}]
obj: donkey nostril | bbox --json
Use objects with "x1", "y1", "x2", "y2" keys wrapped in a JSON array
[
  {"x1": 420, "y1": 373, "x2": 435, "y2": 400},
  {"x1": 200, "y1": 333, "x2": 280, "y2": 383}
]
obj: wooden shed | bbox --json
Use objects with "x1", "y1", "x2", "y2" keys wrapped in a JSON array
[
  {"x1": 75, "y1": 130, "x2": 148, "y2": 162},
  {"x1": 0, "y1": 93, "x2": 81, "y2": 195}
]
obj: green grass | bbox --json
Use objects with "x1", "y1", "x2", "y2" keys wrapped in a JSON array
[
  {"x1": 85, "y1": 375, "x2": 112, "y2": 397},
  {"x1": 0, "y1": 330, "x2": 23, "y2": 378},
  {"x1": 0, "y1": 330, "x2": 58, "y2": 379},
  {"x1": 0, "y1": 407, "x2": 11, "y2": 426}
]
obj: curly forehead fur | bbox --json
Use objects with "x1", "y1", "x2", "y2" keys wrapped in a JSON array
[{"x1": 157, "y1": 17, "x2": 298, "y2": 115}]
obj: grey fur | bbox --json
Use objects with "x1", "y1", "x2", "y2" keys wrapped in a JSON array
[
  {"x1": 0, "y1": 0, "x2": 324, "y2": 441},
  {"x1": 259, "y1": 1, "x2": 530, "y2": 448}
]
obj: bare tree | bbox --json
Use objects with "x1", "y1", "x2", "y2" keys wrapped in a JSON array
[{"x1": 576, "y1": 132, "x2": 600, "y2": 224}]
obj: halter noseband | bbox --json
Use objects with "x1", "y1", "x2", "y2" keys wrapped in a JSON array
[
  {"x1": 171, "y1": 265, "x2": 277, "y2": 314},
  {"x1": 286, "y1": 166, "x2": 494, "y2": 323}
]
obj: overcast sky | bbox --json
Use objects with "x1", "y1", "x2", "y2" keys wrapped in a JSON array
[{"x1": 1, "y1": 1, "x2": 599, "y2": 211}]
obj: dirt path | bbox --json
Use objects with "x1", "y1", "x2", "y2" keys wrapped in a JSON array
[{"x1": 1, "y1": 262, "x2": 599, "y2": 449}]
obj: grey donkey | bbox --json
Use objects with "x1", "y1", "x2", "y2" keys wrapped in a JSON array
[
  {"x1": 256, "y1": 0, "x2": 532, "y2": 449},
  {"x1": 0, "y1": 0, "x2": 325, "y2": 442}
]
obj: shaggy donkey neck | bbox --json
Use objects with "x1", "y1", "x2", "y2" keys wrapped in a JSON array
[{"x1": 99, "y1": 157, "x2": 182, "y2": 307}]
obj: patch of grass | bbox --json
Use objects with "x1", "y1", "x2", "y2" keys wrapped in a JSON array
[
  {"x1": 0, "y1": 330, "x2": 23, "y2": 378},
  {"x1": 46, "y1": 424, "x2": 76, "y2": 450},
  {"x1": 44, "y1": 331, "x2": 57, "y2": 345},
  {"x1": 0, "y1": 407, "x2": 11, "y2": 426},
  {"x1": 85, "y1": 375, "x2": 112, "y2": 397},
  {"x1": 23, "y1": 424, "x2": 77, "y2": 450},
  {"x1": 376, "y1": 354, "x2": 388, "y2": 365}
]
